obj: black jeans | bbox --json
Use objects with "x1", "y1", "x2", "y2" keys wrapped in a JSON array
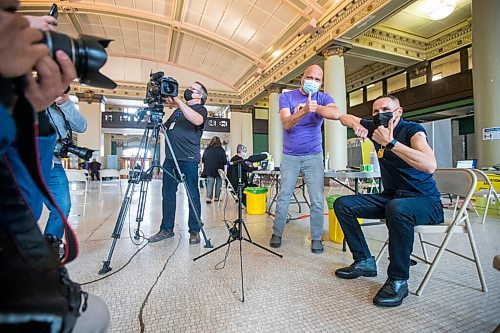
[{"x1": 334, "y1": 191, "x2": 444, "y2": 280}]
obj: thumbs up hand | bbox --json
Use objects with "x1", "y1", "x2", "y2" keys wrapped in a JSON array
[{"x1": 304, "y1": 93, "x2": 317, "y2": 114}]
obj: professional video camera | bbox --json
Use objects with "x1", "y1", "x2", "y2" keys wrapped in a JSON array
[
  {"x1": 54, "y1": 136, "x2": 94, "y2": 161},
  {"x1": 144, "y1": 71, "x2": 179, "y2": 102},
  {"x1": 137, "y1": 71, "x2": 179, "y2": 123}
]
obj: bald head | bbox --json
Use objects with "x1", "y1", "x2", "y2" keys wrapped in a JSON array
[{"x1": 303, "y1": 64, "x2": 323, "y2": 79}]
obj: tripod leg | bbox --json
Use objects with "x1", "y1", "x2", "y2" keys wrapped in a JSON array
[
  {"x1": 239, "y1": 237, "x2": 244, "y2": 302},
  {"x1": 134, "y1": 176, "x2": 151, "y2": 240},
  {"x1": 193, "y1": 236, "x2": 235, "y2": 261},
  {"x1": 240, "y1": 220, "x2": 283, "y2": 258},
  {"x1": 100, "y1": 180, "x2": 136, "y2": 274}
]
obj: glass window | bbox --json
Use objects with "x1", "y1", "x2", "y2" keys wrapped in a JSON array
[
  {"x1": 410, "y1": 73, "x2": 427, "y2": 87},
  {"x1": 468, "y1": 47, "x2": 472, "y2": 69},
  {"x1": 367, "y1": 82, "x2": 383, "y2": 101},
  {"x1": 431, "y1": 52, "x2": 460, "y2": 81},
  {"x1": 255, "y1": 108, "x2": 268, "y2": 120},
  {"x1": 387, "y1": 72, "x2": 407, "y2": 94},
  {"x1": 349, "y1": 88, "x2": 363, "y2": 107}
]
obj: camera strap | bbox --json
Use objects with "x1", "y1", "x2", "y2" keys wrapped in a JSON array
[{"x1": 8, "y1": 94, "x2": 78, "y2": 266}]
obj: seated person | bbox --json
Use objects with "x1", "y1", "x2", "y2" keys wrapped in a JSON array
[
  {"x1": 335, "y1": 95, "x2": 444, "y2": 307},
  {"x1": 227, "y1": 144, "x2": 257, "y2": 202}
]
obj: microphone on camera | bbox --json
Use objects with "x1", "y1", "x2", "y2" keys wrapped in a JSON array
[{"x1": 230, "y1": 153, "x2": 268, "y2": 165}]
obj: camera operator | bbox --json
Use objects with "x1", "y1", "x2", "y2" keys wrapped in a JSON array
[
  {"x1": 0, "y1": 3, "x2": 109, "y2": 332},
  {"x1": 149, "y1": 81, "x2": 208, "y2": 245}
]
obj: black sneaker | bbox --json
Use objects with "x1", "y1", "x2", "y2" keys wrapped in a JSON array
[
  {"x1": 45, "y1": 234, "x2": 64, "y2": 259},
  {"x1": 270, "y1": 234, "x2": 281, "y2": 248},
  {"x1": 311, "y1": 240, "x2": 324, "y2": 254},
  {"x1": 149, "y1": 230, "x2": 174, "y2": 243},
  {"x1": 189, "y1": 232, "x2": 201, "y2": 244}
]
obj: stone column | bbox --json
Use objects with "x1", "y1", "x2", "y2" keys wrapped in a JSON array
[
  {"x1": 77, "y1": 99, "x2": 103, "y2": 162},
  {"x1": 103, "y1": 134, "x2": 112, "y2": 168},
  {"x1": 472, "y1": 0, "x2": 500, "y2": 167},
  {"x1": 267, "y1": 85, "x2": 283, "y2": 166},
  {"x1": 230, "y1": 105, "x2": 253, "y2": 157},
  {"x1": 323, "y1": 46, "x2": 348, "y2": 170}
]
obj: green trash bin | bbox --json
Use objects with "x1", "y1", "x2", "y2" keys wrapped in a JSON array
[{"x1": 244, "y1": 187, "x2": 268, "y2": 214}]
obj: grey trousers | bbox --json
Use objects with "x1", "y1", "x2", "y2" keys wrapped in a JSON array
[{"x1": 272, "y1": 153, "x2": 325, "y2": 240}]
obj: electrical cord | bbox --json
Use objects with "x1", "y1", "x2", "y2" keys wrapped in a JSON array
[{"x1": 139, "y1": 234, "x2": 182, "y2": 333}]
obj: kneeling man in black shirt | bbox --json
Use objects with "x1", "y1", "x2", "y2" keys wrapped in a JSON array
[{"x1": 336, "y1": 95, "x2": 443, "y2": 307}]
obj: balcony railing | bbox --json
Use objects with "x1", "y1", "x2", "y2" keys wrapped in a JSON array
[{"x1": 102, "y1": 112, "x2": 230, "y2": 132}]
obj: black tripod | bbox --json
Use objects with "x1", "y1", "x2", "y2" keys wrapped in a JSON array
[
  {"x1": 99, "y1": 115, "x2": 213, "y2": 275},
  {"x1": 193, "y1": 159, "x2": 282, "y2": 301}
]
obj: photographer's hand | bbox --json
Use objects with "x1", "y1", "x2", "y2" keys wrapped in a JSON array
[
  {"x1": 0, "y1": 11, "x2": 49, "y2": 78},
  {"x1": 25, "y1": 15, "x2": 57, "y2": 31},
  {"x1": 24, "y1": 51, "x2": 76, "y2": 112}
]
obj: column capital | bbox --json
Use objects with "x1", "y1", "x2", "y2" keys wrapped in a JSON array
[
  {"x1": 76, "y1": 90, "x2": 105, "y2": 104},
  {"x1": 319, "y1": 40, "x2": 351, "y2": 59},
  {"x1": 265, "y1": 83, "x2": 286, "y2": 94},
  {"x1": 230, "y1": 104, "x2": 254, "y2": 113}
]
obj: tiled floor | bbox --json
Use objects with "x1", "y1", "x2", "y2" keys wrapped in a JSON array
[{"x1": 42, "y1": 179, "x2": 500, "y2": 332}]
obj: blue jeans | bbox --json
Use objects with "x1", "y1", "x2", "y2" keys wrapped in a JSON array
[
  {"x1": 44, "y1": 163, "x2": 71, "y2": 239},
  {"x1": 206, "y1": 176, "x2": 222, "y2": 200},
  {"x1": 161, "y1": 159, "x2": 201, "y2": 234},
  {"x1": 334, "y1": 192, "x2": 444, "y2": 280},
  {"x1": 273, "y1": 153, "x2": 324, "y2": 240}
]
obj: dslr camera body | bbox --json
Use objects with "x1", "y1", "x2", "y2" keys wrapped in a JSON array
[{"x1": 54, "y1": 137, "x2": 93, "y2": 161}]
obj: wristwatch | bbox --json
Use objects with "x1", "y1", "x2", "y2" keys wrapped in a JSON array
[{"x1": 386, "y1": 139, "x2": 398, "y2": 150}]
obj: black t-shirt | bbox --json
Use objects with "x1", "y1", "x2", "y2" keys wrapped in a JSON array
[
  {"x1": 164, "y1": 104, "x2": 207, "y2": 162},
  {"x1": 360, "y1": 118, "x2": 441, "y2": 199}
]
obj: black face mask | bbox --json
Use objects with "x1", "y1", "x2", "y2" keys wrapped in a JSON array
[
  {"x1": 373, "y1": 111, "x2": 394, "y2": 128},
  {"x1": 183, "y1": 89, "x2": 194, "y2": 101}
]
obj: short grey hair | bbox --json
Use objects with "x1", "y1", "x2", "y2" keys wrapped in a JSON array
[{"x1": 236, "y1": 144, "x2": 247, "y2": 154}]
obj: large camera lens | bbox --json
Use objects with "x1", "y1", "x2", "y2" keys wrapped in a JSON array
[
  {"x1": 67, "y1": 145, "x2": 94, "y2": 161},
  {"x1": 41, "y1": 31, "x2": 117, "y2": 90},
  {"x1": 161, "y1": 79, "x2": 178, "y2": 97}
]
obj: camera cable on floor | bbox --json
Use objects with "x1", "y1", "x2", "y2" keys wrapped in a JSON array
[
  {"x1": 81, "y1": 206, "x2": 149, "y2": 286},
  {"x1": 138, "y1": 234, "x2": 182, "y2": 333}
]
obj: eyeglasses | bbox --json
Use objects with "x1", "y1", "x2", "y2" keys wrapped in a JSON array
[{"x1": 189, "y1": 87, "x2": 203, "y2": 95}]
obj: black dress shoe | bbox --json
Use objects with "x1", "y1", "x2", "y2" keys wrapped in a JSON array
[
  {"x1": 373, "y1": 278, "x2": 408, "y2": 307},
  {"x1": 335, "y1": 256, "x2": 377, "y2": 279}
]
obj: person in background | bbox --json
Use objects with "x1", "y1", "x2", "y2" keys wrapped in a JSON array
[
  {"x1": 89, "y1": 158, "x2": 101, "y2": 181},
  {"x1": 227, "y1": 144, "x2": 257, "y2": 204},
  {"x1": 201, "y1": 136, "x2": 227, "y2": 204}
]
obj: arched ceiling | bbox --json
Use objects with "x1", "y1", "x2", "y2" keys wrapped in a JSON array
[{"x1": 19, "y1": 0, "x2": 472, "y2": 105}]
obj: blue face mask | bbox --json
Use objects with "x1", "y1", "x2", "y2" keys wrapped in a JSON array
[{"x1": 302, "y1": 79, "x2": 320, "y2": 95}]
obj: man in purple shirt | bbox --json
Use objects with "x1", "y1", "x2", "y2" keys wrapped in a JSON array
[{"x1": 270, "y1": 64, "x2": 341, "y2": 253}]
